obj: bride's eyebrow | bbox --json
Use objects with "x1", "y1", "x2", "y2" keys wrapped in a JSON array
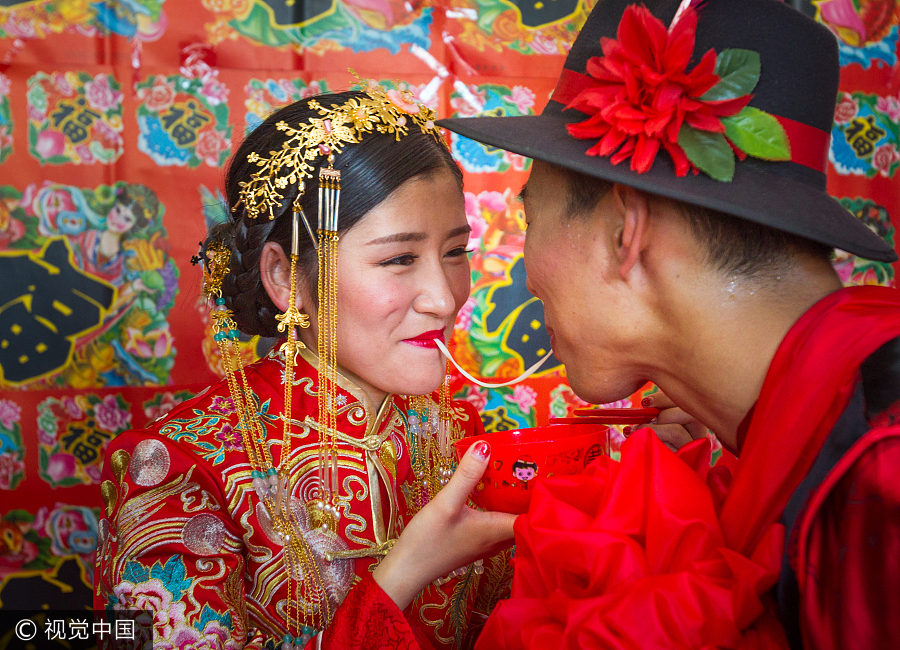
[
  {"x1": 366, "y1": 232, "x2": 427, "y2": 245},
  {"x1": 366, "y1": 225, "x2": 471, "y2": 246},
  {"x1": 446, "y1": 225, "x2": 471, "y2": 240}
]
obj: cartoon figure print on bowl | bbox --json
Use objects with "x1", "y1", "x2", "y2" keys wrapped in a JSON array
[{"x1": 454, "y1": 408, "x2": 659, "y2": 514}]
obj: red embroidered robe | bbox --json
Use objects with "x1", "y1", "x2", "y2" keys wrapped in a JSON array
[{"x1": 94, "y1": 347, "x2": 513, "y2": 649}]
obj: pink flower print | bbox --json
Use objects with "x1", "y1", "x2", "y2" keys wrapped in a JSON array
[
  {"x1": 0, "y1": 453, "x2": 24, "y2": 490},
  {"x1": 875, "y1": 95, "x2": 900, "y2": 123},
  {"x1": 60, "y1": 396, "x2": 83, "y2": 419},
  {"x1": 52, "y1": 73, "x2": 75, "y2": 96},
  {"x1": 144, "y1": 392, "x2": 184, "y2": 422},
  {"x1": 75, "y1": 144, "x2": 94, "y2": 163},
  {"x1": 214, "y1": 423, "x2": 242, "y2": 451},
  {"x1": 464, "y1": 192, "x2": 478, "y2": 220},
  {"x1": 27, "y1": 103, "x2": 46, "y2": 122},
  {"x1": 0, "y1": 398, "x2": 21, "y2": 430},
  {"x1": 467, "y1": 209, "x2": 488, "y2": 249},
  {"x1": 4, "y1": 16, "x2": 36, "y2": 38},
  {"x1": 450, "y1": 87, "x2": 487, "y2": 117},
  {"x1": 464, "y1": 386, "x2": 489, "y2": 411},
  {"x1": 84, "y1": 462, "x2": 102, "y2": 483},
  {"x1": 872, "y1": 143, "x2": 900, "y2": 178},
  {"x1": 85, "y1": 74, "x2": 121, "y2": 112},
  {"x1": 45, "y1": 452, "x2": 76, "y2": 483},
  {"x1": 196, "y1": 129, "x2": 229, "y2": 167},
  {"x1": 456, "y1": 297, "x2": 476, "y2": 330},
  {"x1": 509, "y1": 86, "x2": 536, "y2": 114},
  {"x1": 209, "y1": 395, "x2": 236, "y2": 416},
  {"x1": 34, "y1": 130, "x2": 66, "y2": 159},
  {"x1": 528, "y1": 33, "x2": 563, "y2": 55},
  {"x1": 298, "y1": 79, "x2": 325, "y2": 99},
  {"x1": 0, "y1": 74, "x2": 10, "y2": 96},
  {"x1": 511, "y1": 151, "x2": 528, "y2": 171},
  {"x1": 833, "y1": 92, "x2": 858, "y2": 125},
  {"x1": 140, "y1": 76, "x2": 176, "y2": 112},
  {"x1": 477, "y1": 190, "x2": 507, "y2": 214},
  {"x1": 200, "y1": 76, "x2": 229, "y2": 106},
  {"x1": 510, "y1": 384, "x2": 537, "y2": 411},
  {"x1": 95, "y1": 395, "x2": 131, "y2": 433},
  {"x1": 113, "y1": 579, "x2": 188, "y2": 639}
]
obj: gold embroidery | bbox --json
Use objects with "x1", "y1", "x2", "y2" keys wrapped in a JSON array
[
  {"x1": 110, "y1": 448, "x2": 131, "y2": 484},
  {"x1": 101, "y1": 480, "x2": 117, "y2": 518}
]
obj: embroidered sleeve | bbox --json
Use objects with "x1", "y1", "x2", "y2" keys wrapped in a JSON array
[
  {"x1": 93, "y1": 430, "x2": 248, "y2": 648},
  {"x1": 311, "y1": 571, "x2": 420, "y2": 649}
]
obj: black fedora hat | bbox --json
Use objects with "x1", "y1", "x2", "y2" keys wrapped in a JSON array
[{"x1": 439, "y1": 0, "x2": 897, "y2": 263}]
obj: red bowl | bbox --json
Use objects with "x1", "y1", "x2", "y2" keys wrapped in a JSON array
[{"x1": 454, "y1": 423, "x2": 610, "y2": 514}]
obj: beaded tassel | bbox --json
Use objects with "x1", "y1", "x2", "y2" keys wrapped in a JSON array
[{"x1": 315, "y1": 160, "x2": 342, "y2": 531}]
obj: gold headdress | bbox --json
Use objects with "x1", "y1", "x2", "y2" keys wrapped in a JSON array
[{"x1": 201, "y1": 80, "x2": 446, "y2": 645}]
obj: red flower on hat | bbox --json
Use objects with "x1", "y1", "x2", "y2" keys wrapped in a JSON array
[{"x1": 567, "y1": 5, "x2": 790, "y2": 182}]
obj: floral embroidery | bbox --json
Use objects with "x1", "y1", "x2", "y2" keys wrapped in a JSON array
[{"x1": 110, "y1": 555, "x2": 238, "y2": 648}]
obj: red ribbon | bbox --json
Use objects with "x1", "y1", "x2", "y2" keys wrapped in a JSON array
[{"x1": 551, "y1": 68, "x2": 829, "y2": 174}]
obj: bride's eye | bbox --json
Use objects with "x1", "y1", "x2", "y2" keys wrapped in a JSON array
[
  {"x1": 379, "y1": 254, "x2": 417, "y2": 267},
  {"x1": 446, "y1": 247, "x2": 473, "y2": 258}
]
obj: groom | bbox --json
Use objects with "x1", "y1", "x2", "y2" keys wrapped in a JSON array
[{"x1": 441, "y1": 0, "x2": 900, "y2": 646}]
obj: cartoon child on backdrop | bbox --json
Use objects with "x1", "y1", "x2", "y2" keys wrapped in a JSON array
[{"x1": 79, "y1": 185, "x2": 156, "y2": 285}]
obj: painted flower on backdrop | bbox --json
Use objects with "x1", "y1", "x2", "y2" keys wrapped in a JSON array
[
  {"x1": 0, "y1": 398, "x2": 21, "y2": 430},
  {"x1": 95, "y1": 394, "x2": 132, "y2": 432},
  {"x1": 456, "y1": 297, "x2": 477, "y2": 330},
  {"x1": 463, "y1": 193, "x2": 491, "y2": 248},
  {"x1": 196, "y1": 129, "x2": 230, "y2": 167},
  {"x1": 139, "y1": 76, "x2": 176, "y2": 112},
  {"x1": 833, "y1": 92, "x2": 860, "y2": 124},
  {"x1": 450, "y1": 88, "x2": 487, "y2": 118},
  {"x1": 872, "y1": 143, "x2": 900, "y2": 177},
  {"x1": 60, "y1": 396, "x2": 84, "y2": 419},
  {"x1": 45, "y1": 452, "x2": 76, "y2": 484},
  {"x1": 52, "y1": 72, "x2": 75, "y2": 97},
  {"x1": 144, "y1": 392, "x2": 191, "y2": 422},
  {"x1": 462, "y1": 385, "x2": 489, "y2": 411},
  {"x1": 85, "y1": 74, "x2": 122, "y2": 112},
  {"x1": 0, "y1": 453, "x2": 25, "y2": 490},
  {"x1": 875, "y1": 95, "x2": 900, "y2": 123},
  {"x1": 509, "y1": 86, "x2": 536, "y2": 114},
  {"x1": 200, "y1": 77, "x2": 229, "y2": 106},
  {"x1": 34, "y1": 504, "x2": 99, "y2": 557},
  {"x1": 507, "y1": 384, "x2": 537, "y2": 411},
  {"x1": 566, "y1": 6, "x2": 791, "y2": 182}
]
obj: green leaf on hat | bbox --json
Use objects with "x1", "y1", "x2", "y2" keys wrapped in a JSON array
[
  {"x1": 721, "y1": 106, "x2": 791, "y2": 160},
  {"x1": 701, "y1": 49, "x2": 761, "y2": 102},
  {"x1": 678, "y1": 126, "x2": 735, "y2": 182}
]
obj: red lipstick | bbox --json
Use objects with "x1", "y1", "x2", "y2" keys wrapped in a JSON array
[{"x1": 404, "y1": 329, "x2": 445, "y2": 349}]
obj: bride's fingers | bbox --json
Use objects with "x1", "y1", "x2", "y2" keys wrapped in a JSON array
[
  {"x1": 638, "y1": 423, "x2": 694, "y2": 452},
  {"x1": 641, "y1": 391, "x2": 674, "y2": 409}
]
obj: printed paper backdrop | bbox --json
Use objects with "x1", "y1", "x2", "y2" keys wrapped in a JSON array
[{"x1": 0, "y1": 0, "x2": 898, "y2": 611}]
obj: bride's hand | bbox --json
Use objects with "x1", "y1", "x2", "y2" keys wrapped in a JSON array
[
  {"x1": 373, "y1": 441, "x2": 516, "y2": 610},
  {"x1": 637, "y1": 391, "x2": 712, "y2": 451}
]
